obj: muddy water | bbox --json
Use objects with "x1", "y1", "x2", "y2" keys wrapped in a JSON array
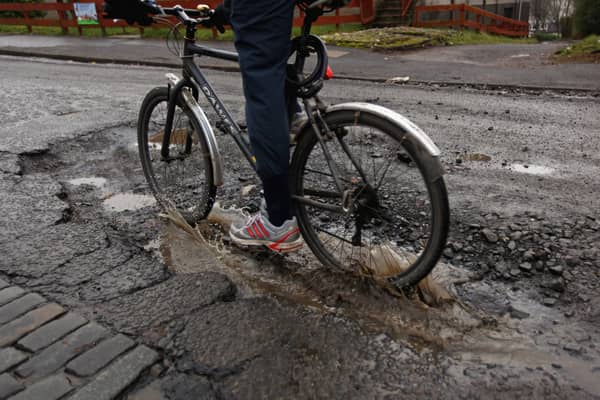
[{"x1": 151, "y1": 205, "x2": 600, "y2": 395}]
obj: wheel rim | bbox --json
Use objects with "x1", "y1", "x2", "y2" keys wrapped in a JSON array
[
  {"x1": 142, "y1": 96, "x2": 213, "y2": 222},
  {"x1": 295, "y1": 115, "x2": 440, "y2": 280}
]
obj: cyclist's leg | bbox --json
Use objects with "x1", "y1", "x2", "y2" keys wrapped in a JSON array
[{"x1": 230, "y1": 0, "x2": 295, "y2": 227}]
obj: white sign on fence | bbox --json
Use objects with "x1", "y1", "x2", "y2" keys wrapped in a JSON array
[{"x1": 73, "y1": 3, "x2": 99, "y2": 25}]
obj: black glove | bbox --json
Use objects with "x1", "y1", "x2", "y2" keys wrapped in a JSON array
[
  {"x1": 201, "y1": 4, "x2": 230, "y2": 34},
  {"x1": 103, "y1": 0, "x2": 158, "y2": 26}
]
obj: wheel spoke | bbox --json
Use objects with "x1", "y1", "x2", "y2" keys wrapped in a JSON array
[
  {"x1": 140, "y1": 89, "x2": 215, "y2": 224},
  {"x1": 294, "y1": 112, "x2": 447, "y2": 287},
  {"x1": 314, "y1": 225, "x2": 355, "y2": 246}
]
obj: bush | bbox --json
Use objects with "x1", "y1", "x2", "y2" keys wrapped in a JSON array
[
  {"x1": 534, "y1": 31, "x2": 560, "y2": 41},
  {"x1": 574, "y1": 0, "x2": 600, "y2": 36},
  {"x1": 0, "y1": 0, "x2": 46, "y2": 19}
]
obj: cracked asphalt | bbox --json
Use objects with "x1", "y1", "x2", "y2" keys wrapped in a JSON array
[{"x1": 1, "y1": 55, "x2": 599, "y2": 399}]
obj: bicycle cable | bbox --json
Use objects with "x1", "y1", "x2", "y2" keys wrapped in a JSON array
[{"x1": 150, "y1": 15, "x2": 183, "y2": 58}]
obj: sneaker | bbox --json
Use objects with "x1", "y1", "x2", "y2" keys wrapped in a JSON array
[{"x1": 229, "y1": 210, "x2": 303, "y2": 253}]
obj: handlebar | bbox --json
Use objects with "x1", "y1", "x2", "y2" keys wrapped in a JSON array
[
  {"x1": 159, "y1": 1, "x2": 349, "y2": 24},
  {"x1": 161, "y1": 5, "x2": 210, "y2": 25}
]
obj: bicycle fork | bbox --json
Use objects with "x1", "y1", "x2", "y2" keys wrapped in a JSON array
[{"x1": 163, "y1": 73, "x2": 225, "y2": 187}]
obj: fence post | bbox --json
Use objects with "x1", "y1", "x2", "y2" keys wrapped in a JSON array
[
  {"x1": 96, "y1": 1, "x2": 107, "y2": 36},
  {"x1": 24, "y1": 10, "x2": 32, "y2": 33},
  {"x1": 459, "y1": 5, "x2": 465, "y2": 30},
  {"x1": 56, "y1": 0, "x2": 69, "y2": 34}
]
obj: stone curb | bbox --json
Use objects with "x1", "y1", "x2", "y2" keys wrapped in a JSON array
[{"x1": 0, "y1": 283, "x2": 160, "y2": 400}]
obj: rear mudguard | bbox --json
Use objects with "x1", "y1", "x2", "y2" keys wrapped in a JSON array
[{"x1": 297, "y1": 102, "x2": 445, "y2": 182}]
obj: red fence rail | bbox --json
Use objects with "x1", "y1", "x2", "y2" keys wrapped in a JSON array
[
  {"x1": 413, "y1": 4, "x2": 529, "y2": 37},
  {"x1": 0, "y1": 0, "x2": 375, "y2": 36}
]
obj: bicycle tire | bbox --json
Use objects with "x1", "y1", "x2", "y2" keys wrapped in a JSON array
[
  {"x1": 137, "y1": 87, "x2": 216, "y2": 225},
  {"x1": 290, "y1": 109, "x2": 449, "y2": 288}
]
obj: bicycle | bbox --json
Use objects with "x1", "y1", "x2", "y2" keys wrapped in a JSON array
[{"x1": 132, "y1": 0, "x2": 450, "y2": 288}]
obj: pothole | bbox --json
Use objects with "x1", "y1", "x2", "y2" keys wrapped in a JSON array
[
  {"x1": 103, "y1": 192, "x2": 157, "y2": 212},
  {"x1": 459, "y1": 153, "x2": 492, "y2": 162},
  {"x1": 156, "y1": 204, "x2": 499, "y2": 349}
]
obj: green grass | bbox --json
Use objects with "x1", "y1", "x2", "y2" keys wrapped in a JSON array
[
  {"x1": 0, "y1": 25, "x2": 144, "y2": 37},
  {"x1": 0, "y1": 23, "x2": 362, "y2": 41},
  {"x1": 321, "y1": 27, "x2": 536, "y2": 51},
  {"x1": 554, "y1": 35, "x2": 600, "y2": 62},
  {"x1": 448, "y1": 29, "x2": 536, "y2": 45}
]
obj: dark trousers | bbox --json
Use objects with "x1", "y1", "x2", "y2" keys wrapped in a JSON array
[{"x1": 230, "y1": 0, "x2": 295, "y2": 226}]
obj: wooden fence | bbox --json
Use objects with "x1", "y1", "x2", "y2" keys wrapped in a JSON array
[
  {"x1": 413, "y1": 4, "x2": 529, "y2": 37},
  {"x1": 0, "y1": 0, "x2": 375, "y2": 36}
]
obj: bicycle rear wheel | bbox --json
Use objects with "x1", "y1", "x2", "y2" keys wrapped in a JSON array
[
  {"x1": 290, "y1": 109, "x2": 449, "y2": 288},
  {"x1": 137, "y1": 87, "x2": 216, "y2": 224}
]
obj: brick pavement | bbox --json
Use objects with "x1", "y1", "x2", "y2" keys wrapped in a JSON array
[{"x1": 0, "y1": 278, "x2": 160, "y2": 400}]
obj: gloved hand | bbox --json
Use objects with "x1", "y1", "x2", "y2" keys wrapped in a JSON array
[
  {"x1": 201, "y1": 4, "x2": 229, "y2": 34},
  {"x1": 103, "y1": 0, "x2": 157, "y2": 26}
]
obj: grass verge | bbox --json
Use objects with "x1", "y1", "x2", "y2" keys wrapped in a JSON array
[
  {"x1": 554, "y1": 35, "x2": 600, "y2": 63},
  {"x1": 321, "y1": 26, "x2": 536, "y2": 51}
]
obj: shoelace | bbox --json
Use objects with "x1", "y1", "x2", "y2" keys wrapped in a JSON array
[{"x1": 243, "y1": 213, "x2": 262, "y2": 230}]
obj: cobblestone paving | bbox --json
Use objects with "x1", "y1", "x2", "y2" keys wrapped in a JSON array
[{"x1": 0, "y1": 278, "x2": 159, "y2": 400}]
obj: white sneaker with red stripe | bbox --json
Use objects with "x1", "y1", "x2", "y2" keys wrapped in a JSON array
[{"x1": 229, "y1": 210, "x2": 303, "y2": 253}]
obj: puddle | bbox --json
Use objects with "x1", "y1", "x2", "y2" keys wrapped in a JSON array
[
  {"x1": 103, "y1": 193, "x2": 156, "y2": 212},
  {"x1": 147, "y1": 203, "x2": 600, "y2": 395},
  {"x1": 510, "y1": 163, "x2": 555, "y2": 176},
  {"x1": 156, "y1": 203, "x2": 489, "y2": 349},
  {"x1": 510, "y1": 54, "x2": 530, "y2": 58},
  {"x1": 68, "y1": 176, "x2": 107, "y2": 188},
  {"x1": 451, "y1": 338, "x2": 600, "y2": 395}
]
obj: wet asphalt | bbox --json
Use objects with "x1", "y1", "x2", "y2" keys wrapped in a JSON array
[{"x1": 0, "y1": 55, "x2": 599, "y2": 399}]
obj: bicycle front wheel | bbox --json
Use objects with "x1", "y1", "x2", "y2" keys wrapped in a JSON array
[
  {"x1": 291, "y1": 109, "x2": 449, "y2": 288},
  {"x1": 137, "y1": 87, "x2": 216, "y2": 225}
]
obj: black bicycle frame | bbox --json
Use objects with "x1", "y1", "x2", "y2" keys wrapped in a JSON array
[
  {"x1": 158, "y1": 6, "x2": 339, "y2": 191},
  {"x1": 160, "y1": 33, "x2": 260, "y2": 166},
  {"x1": 160, "y1": 11, "x2": 308, "y2": 172}
]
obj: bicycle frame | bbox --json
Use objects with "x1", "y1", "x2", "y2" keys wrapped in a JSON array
[
  {"x1": 161, "y1": 39, "x2": 249, "y2": 187},
  {"x1": 159, "y1": 5, "x2": 327, "y2": 188}
]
